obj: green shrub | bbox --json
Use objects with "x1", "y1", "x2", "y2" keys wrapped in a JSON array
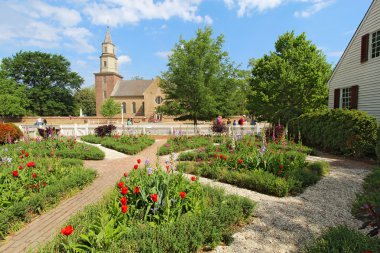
[
  {"x1": 59, "y1": 158, "x2": 84, "y2": 167},
  {"x1": 377, "y1": 126, "x2": 380, "y2": 162},
  {"x1": 94, "y1": 124, "x2": 116, "y2": 137},
  {"x1": 289, "y1": 109, "x2": 378, "y2": 157},
  {"x1": 80, "y1": 135, "x2": 103, "y2": 144},
  {"x1": 303, "y1": 226, "x2": 380, "y2": 253}
]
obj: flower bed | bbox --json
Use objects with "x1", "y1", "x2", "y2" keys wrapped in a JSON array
[
  {"x1": 177, "y1": 135, "x2": 328, "y2": 197},
  {"x1": 37, "y1": 161, "x2": 255, "y2": 252},
  {"x1": 0, "y1": 145, "x2": 96, "y2": 239},
  {"x1": 158, "y1": 135, "x2": 224, "y2": 155},
  {"x1": 81, "y1": 134, "x2": 155, "y2": 155},
  {"x1": 17, "y1": 137, "x2": 105, "y2": 160}
]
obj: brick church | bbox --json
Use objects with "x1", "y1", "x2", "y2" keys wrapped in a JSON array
[{"x1": 95, "y1": 28, "x2": 164, "y2": 121}]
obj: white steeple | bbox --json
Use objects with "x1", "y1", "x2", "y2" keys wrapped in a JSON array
[{"x1": 100, "y1": 26, "x2": 118, "y2": 73}]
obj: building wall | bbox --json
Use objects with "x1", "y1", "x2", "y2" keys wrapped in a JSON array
[
  {"x1": 95, "y1": 73, "x2": 122, "y2": 116},
  {"x1": 143, "y1": 78, "x2": 165, "y2": 119},
  {"x1": 113, "y1": 96, "x2": 145, "y2": 118},
  {"x1": 328, "y1": 0, "x2": 380, "y2": 121}
]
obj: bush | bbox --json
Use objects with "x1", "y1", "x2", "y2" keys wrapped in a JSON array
[
  {"x1": 0, "y1": 123, "x2": 23, "y2": 144},
  {"x1": 80, "y1": 135, "x2": 103, "y2": 144},
  {"x1": 94, "y1": 125, "x2": 116, "y2": 137},
  {"x1": 377, "y1": 126, "x2": 380, "y2": 162},
  {"x1": 289, "y1": 109, "x2": 378, "y2": 157},
  {"x1": 303, "y1": 226, "x2": 380, "y2": 253}
]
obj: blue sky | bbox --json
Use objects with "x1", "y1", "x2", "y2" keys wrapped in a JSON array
[{"x1": 0, "y1": 0, "x2": 373, "y2": 87}]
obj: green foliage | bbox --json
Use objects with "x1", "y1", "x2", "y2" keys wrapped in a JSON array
[
  {"x1": 0, "y1": 74, "x2": 29, "y2": 116},
  {"x1": 377, "y1": 126, "x2": 380, "y2": 162},
  {"x1": 0, "y1": 145, "x2": 96, "y2": 238},
  {"x1": 59, "y1": 158, "x2": 84, "y2": 167},
  {"x1": 37, "y1": 169, "x2": 255, "y2": 252},
  {"x1": 248, "y1": 31, "x2": 332, "y2": 124},
  {"x1": 289, "y1": 109, "x2": 378, "y2": 157},
  {"x1": 101, "y1": 98, "x2": 120, "y2": 119},
  {"x1": 80, "y1": 135, "x2": 103, "y2": 144},
  {"x1": 352, "y1": 167, "x2": 380, "y2": 218},
  {"x1": 159, "y1": 27, "x2": 247, "y2": 124},
  {"x1": 158, "y1": 136, "x2": 215, "y2": 155},
  {"x1": 94, "y1": 124, "x2": 116, "y2": 137},
  {"x1": 100, "y1": 135, "x2": 155, "y2": 155},
  {"x1": 73, "y1": 87, "x2": 96, "y2": 116},
  {"x1": 1, "y1": 51, "x2": 83, "y2": 116},
  {"x1": 303, "y1": 226, "x2": 380, "y2": 253}
]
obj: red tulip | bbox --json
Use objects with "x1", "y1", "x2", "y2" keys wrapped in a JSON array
[
  {"x1": 121, "y1": 205, "x2": 128, "y2": 213},
  {"x1": 133, "y1": 164, "x2": 138, "y2": 170},
  {"x1": 32, "y1": 173, "x2": 37, "y2": 178},
  {"x1": 18, "y1": 165, "x2": 23, "y2": 170},
  {"x1": 121, "y1": 186, "x2": 128, "y2": 195},
  {"x1": 133, "y1": 186, "x2": 140, "y2": 194},
  {"x1": 117, "y1": 181, "x2": 124, "y2": 188},
  {"x1": 213, "y1": 154, "x2": 218, "y2": 158},
  {"x1": 26, "y1": 161, "x2": 35, "y2": 168},
  {"x1": 12, "y1": 171, "x2": 19, "y2": 177},
  {"x1": 150, "y1": 193, "x2": 158, "y2": 202},
  {"x1": 219, "y1": 154, "x2": 223, "y2": 159},
  {"x1": 120, "y1": 196, "x2": 127, "y2": 205},
  {"x1": 279, "y1": 164, "x2": 284, "y2": 170},
  {"x1": 238, "y1": 158, "x2": 243, "y2": 164},
  {"x1": 61, "y1": 225, "x2": 74, "y2": 236},
  {"x1": 124, "y1": 172, "x2": 128, "y2": 177},
  {"x1": 21, "y1": 150, "x2": 25, "y2": 154},
  {"x1": 179, "y1": 192, "x2": 186, "y2": 199},
  {"x1": 191, "y1": 176, "x2": 196, "y2": 181},
  {"x1": 137, "y1": 159, "x2": 141, "y2": 164},
  {"x1": 19, "y1": 155, "x2": 23, "y2": 159},
  {"x1": 25, "y1": 152, "x2": 29, "y2": 157}
]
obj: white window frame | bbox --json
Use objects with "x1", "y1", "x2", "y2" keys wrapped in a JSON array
[
  {"x1": 340, "y1": 87, "x2": 352, "y2": 109},
  {"x1": 370, "y1": 30, "x2": 380, "y2": 59}
]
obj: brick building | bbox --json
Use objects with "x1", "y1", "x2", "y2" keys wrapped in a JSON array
[{"x1": 95, "y1": 28, "x2": 164, "y2": 121}]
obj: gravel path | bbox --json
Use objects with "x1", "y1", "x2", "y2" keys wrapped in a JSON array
[{"x1": 163, "y1": 154, "x2": 373, "y2": 253}]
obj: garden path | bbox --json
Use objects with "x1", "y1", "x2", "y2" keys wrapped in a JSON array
[
  {"x1": 0, "y1": 139, "x2": 166, "y2": 253},
  {"x1": 159, "y1": 153, "x2": 374, "y2": 253}
]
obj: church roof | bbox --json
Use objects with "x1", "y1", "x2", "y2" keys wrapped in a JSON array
[
  {"x1": 111, "y1": 80, "x2": 154, "y2": 97},
  {"x1": 104, "y1": 26, "x2": 112, "y2": 43}
]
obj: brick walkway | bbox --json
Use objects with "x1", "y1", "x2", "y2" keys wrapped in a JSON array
[{"x1": 0, "y1": 139, "x2": 166, "y2": 253}]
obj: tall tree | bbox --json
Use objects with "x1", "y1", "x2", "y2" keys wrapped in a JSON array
[
  {"x1": 101, "y1": 98, "x2": 120, "y2": 120},
  {"x1": 73, "y1": 87, "x2": 96, "y2": 116},
  {"x1": 1, "y1": 51, "x2": 83, "y2": 116},
  {"x1": 0, "y1": 72, "x2": 29, "y2": 116},
  {"x1": 248, "y1": 31, "x2": 332, "y2": 124},
  {"x1": 159, "y1": 27, "x2": 243, "y2": 125}
]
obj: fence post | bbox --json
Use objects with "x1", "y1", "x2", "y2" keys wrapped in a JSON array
[
  {"x1": 86, "y1": 124, "x2": 89, "y2": 135},
  {"x1": 74, "y1": 123, "x2": 78, "y2": 137}
]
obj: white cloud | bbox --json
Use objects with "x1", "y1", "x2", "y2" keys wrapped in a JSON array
[
  {"x1": 155, "y1": 51, "x2": 173, "y2": 59},
  {"x1": 119, "y1": 55, "x2": 132, "y2": 64},
  {"x1": 294, "y1": 0, "x2": 335, "y2": 18},
  {"x1": 0, "y1": 1, "x2": 93, "y2": 53},
  {"x1": 224, "y1": 0, "x2": 335, "y2": 18},
  {"x1": 83, "y1": 0, "x2": 211, "y2": 26},
  {"x1": 204, "y1": 15, "x2": 213, "y2": 25}
]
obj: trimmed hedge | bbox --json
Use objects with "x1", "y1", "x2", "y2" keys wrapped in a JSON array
[
  {"x1": 289, "y1": 109, "x2": 378, "y2": 157},
  {"x1": 377, "y1": 126, "x2": 380, "y2": 162}
]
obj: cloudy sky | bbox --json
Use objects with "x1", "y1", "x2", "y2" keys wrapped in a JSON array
[{"x1": 0, "y1": 0, "x2": 372, "y2": 87}]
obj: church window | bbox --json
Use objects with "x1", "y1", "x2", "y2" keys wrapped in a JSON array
[
  {"x1": 142, "y1": 102, "x2": 145, "y2": 115},
  {"x1": 132, "y1": 102, "x2": 136, "y2": 114},
  {"x1": 122, "y1": 102, "x2": 126, "y2": 114},
  {"x1": 104, "y1": 61, "x2": 107, "y2": 67},
  {"x1": 155, "y1": 96, "x2": 163, "y2": 104},
  {"x1": 103, "y1": 76, "x2": 106, "y2": 84},
  {"x1": 104, "y1": 46, "x2": 107, "y2": 53}
]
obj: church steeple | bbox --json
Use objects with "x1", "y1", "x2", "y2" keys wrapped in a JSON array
[{"x1": 100, "y1": 27, "x2": 118, "y2": 74}]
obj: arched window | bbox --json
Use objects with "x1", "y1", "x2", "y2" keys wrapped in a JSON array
[
  {"x1": 155, "y1": 96, "x2": 163, "y2": 104},
  {"x1": 122, "y1": 102, "x2": 126, "y2": 114},
  {"x1": 142, "y1": 102, "x2": 145, "y2": 115},
  {"x1": 103, "y1": 61, "x2": 107, "y2": 67},
  {"x1": 104, "y1": 46, "x2": 107, "y2": 53},
  {"x1": 132, "y1": 102, "x2": 136, "y2": 114}
]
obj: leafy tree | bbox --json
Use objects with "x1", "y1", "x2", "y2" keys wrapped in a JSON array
[
  {"x1": 0, "y1": 51, "x2": 83, "y2": 116},
  {"x1": 0, "y1": 72, "x2": 29, "y2": 116},
  {"x1": 159, "y1": 27, "x2": 243, "y2": 125},
  {"x1": 73, "y1": 87, "x2": 96, "y2": 116},
  {"x1": 248, "y1": 31, "x2": 332, "y2": 124},
  {"x1": 101, "y1": 98, "x2": 120, "y2": 120}
]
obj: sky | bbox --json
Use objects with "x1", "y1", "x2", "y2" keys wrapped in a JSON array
[{"x1": 0, "y1": 0, "x2": 373, "y2": 87}]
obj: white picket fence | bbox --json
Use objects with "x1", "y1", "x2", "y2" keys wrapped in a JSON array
[{"x1": 19, "y1": 124, "x2": 262, "y2": 138}]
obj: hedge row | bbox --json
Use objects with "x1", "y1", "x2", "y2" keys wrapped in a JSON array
[{"x1": 289, "y1": 109, "x2": 378, "y2": 158}]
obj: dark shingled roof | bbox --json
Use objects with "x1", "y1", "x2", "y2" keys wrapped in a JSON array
[{"x1": 111, "y1": 80, "x2": 154, "y2": 97}]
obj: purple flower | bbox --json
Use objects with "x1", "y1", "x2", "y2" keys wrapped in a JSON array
[
  {"x1": 147, "y1": 167, "x2": 153, "y2": 175},
  {"x1": 145, "y1": 159, "x2": 150, "y2": 165}
]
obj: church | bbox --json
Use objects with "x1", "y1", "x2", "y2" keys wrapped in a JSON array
[{"x1": 95, "y1": 28, "x2": 164, "y2": 121}]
